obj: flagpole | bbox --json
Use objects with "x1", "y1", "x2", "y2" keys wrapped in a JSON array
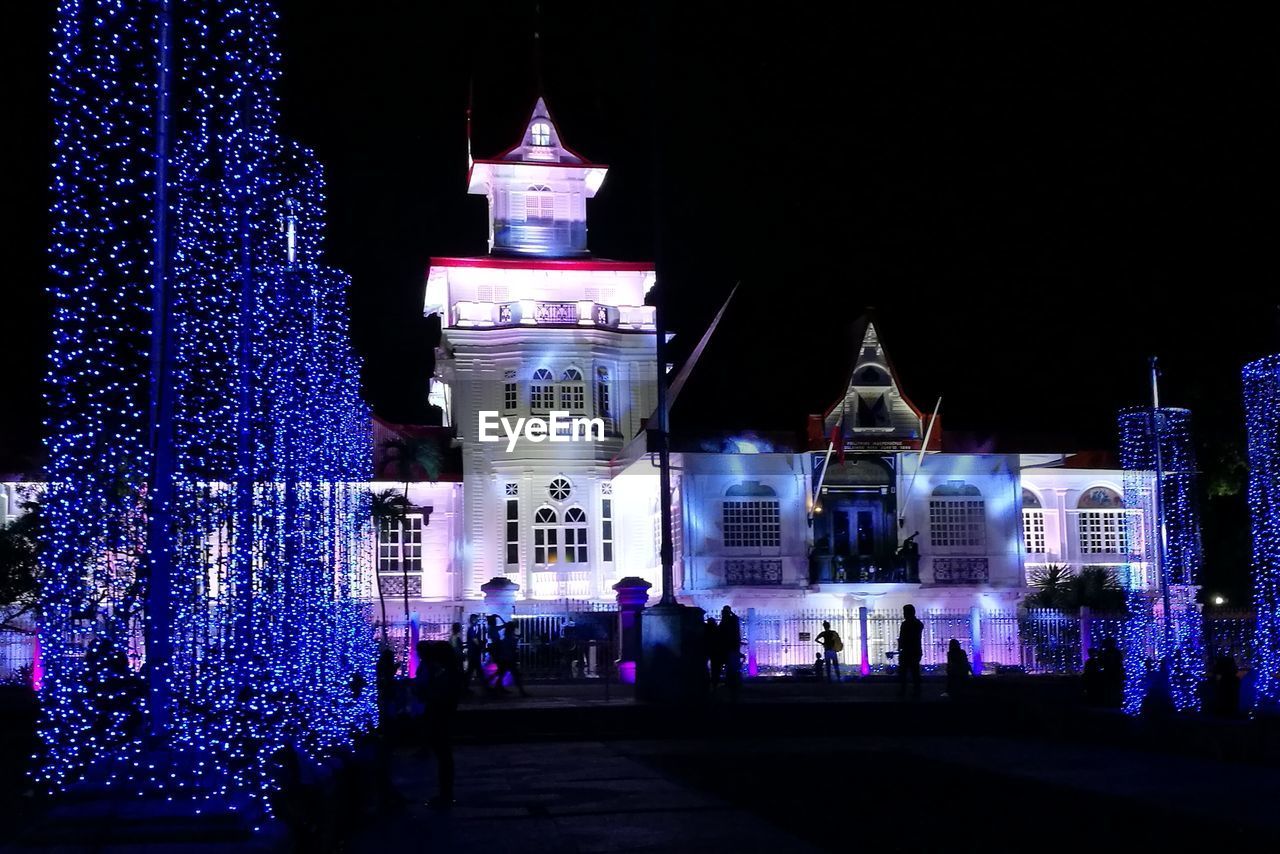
[{"x1": 899, "y1": 397, "x2": 942, "y2": 528}]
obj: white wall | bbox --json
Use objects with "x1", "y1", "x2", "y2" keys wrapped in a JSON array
[
  {"x1": 676, "y1": 452, "x2": 810, "y2": 593},
  {"x1": 897, "y1": 453, "x2": 1024, "y2": 589}
]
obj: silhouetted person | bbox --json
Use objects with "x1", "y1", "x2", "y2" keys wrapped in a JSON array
[
  {"x1": 1100, "y1": 636, "x2": 1125, "y2": 708},
  {"x1": 1082, "y1": 648, "x2": 1103, "y2": 705},
  {"x1": 897, "y1": 604, "x2": 924, "y2": 699},
  {"x1": 449, "y1": 622, "x2": 465, "y2": 669},
  {"x1": 413, "y1": 641, "x2": 461, "y2": 809},
  {"x1": 720, "y1": 606, "x2": 743, "y2": 700},
  {"x1": 813, "y1": 654, "x2": 824, "y2": 679},
  {"x1": 705, "y1": 616, "x2": 724, "y2": 690},
  {"x1": 1211, "y1": 650, "x2": 1240, "y2": 718},
  {"x1": 815, "y1": 620, "x2": 842, "y2": 682},
  {"x1": 945, "y1": 638, "x2": 970, "y2": 699},
  {"x1": 464, "y1": 614, "x2": 486, "y2": 686},
  {"x1": 491, "y1": 622, "x2": 529, "y2": 697},
  {"x1": 897, "y1": 532, "x2": 920, "y2": 582}
]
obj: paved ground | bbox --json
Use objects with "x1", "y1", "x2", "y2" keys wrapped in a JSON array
[
  {"x1": 7, "y1": 680, "x2": 1280, "y2": 851},
  {"x1": 350, "y1": 685, "x2": 1280, "y2": 852}
]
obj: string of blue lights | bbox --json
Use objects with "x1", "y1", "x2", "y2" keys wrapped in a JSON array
[
  {"x1": 1118, "y1": 406, "x2": 1205, "y2": 713},
  {"x1": 1243, "y1": 354, "x2": 1280, "y2": 712},
  {"x1": 42, "y1": 0, "x2": 374, "y2": 814}
]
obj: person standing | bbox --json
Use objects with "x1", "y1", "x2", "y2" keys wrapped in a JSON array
[
  {"x1": 462, "y1": 614, "x2": 488, "y2": 689},
  {"x1": 491, "y1": 621, "x2": 529, "y2": 697},
  {"x1": 897, "y1": 604, "x2": 924, "y2": 700},
  {"x1": 719, "y1": 606, "x2": 743, "y2": 701},
  {"x1": 944, "y1": 638, "x2": 970, "y2": 699},
  {"x1": 413, "y1": 641, "x2": 461, "y2": 809},
  {"x1": 815, "y1": 620, "x2": 843, "y2": 682},
  {"x1": 449, "y1": 622, "x2": 465, "y2": 671},
  {"x1": 705, "y1": 616, "x2": 723, "y2": 690}
]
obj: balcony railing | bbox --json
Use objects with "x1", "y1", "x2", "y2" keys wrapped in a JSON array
[
  {"x1": 808, "y1": 553, "x2": 919, "y2": 585},
  {"x1": 452, "y1": 299, "x2": 656, "y2": 331}
]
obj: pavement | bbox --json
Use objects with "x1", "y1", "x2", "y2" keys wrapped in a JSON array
[
  {"x1": 348, "y1": 682, "x2": 1280, "y2": 852},
  {"x1": 7, "y1": 679, "x2": 1280, "y2": 851}
]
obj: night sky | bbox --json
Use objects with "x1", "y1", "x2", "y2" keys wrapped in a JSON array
[{"x1": 6, "y1": 3, "x2": 1277, "y2": 596}]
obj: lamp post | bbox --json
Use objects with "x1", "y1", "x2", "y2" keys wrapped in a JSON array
[{"x1": 1149, "y1": 357, "x2": 1174, "y2": 650}]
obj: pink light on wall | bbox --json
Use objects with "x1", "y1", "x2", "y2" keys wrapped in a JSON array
[
  {"x1": 408, "y1": 617, "x2": 420, "y2": 678},
  {"x1": 31, "y1": 631, "x2": 43, "y2": 691}
]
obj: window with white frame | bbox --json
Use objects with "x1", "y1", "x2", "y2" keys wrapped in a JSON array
[
  {"x1": 722, "y1": 482, "x2": 781, "y2": 549},
  {"x1": 559, "y1": 368, "x2": 586, "y2": 413},
  {"x1": 503, "y1": 369, "x2": 518, "y2": 413},
  {"x1": 600, "y1": 493, "x2": 614, "y2": 563},
  {"x1": 1077, "y1": 487, "x2": 1128, "y2": 554},
  {"x1": 596, "y1": 366, "x2": 612, "y2": 432},
  {"x1": 505, "y1": 485, "x2": 519, "y2": 566},
  {"x1": 534, "y1": 507, "x2": 558, "y2": 565},
  {"x1": 548, "y1": 477, "x2": 572, "y2": 502},
  {"x1": 531, "y1": 122, "x2": 551, "y2": 146},
  {"x1": 530, "y1": 368, "x2": 554, "y2": 412},
  {"x1": 1022, "y1": 488, "x2": 1046, "y2": 554},
  {"x1": 527, "y1": 184, "x2": 556, "y2": 220},
  {"x1": 378, "y1": 513, "x2": 424, "y2": 575},
  {"x1": 929, "y1": 482, "x2": 985, "y2": 550},
  {"x1": 563, "y1": 507, "x2": 588, "y2": 563}
]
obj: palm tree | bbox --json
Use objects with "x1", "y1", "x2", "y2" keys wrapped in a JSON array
[
  {"x1": 1067, "y1": 566, "x2": 1126, "y2": 613},
  {"x1": 378, "y1": 436, "x2": 443, "y2": 643},
  {"x1": 1025, "y1": 564, "x2": 1127, "y2": 612},
  {"x1": 368, "y1": 488, "x2": 408, "y2": 645},
  {"x1": 1025, "y1": 564, "x2": 1073, "y2": 610}
]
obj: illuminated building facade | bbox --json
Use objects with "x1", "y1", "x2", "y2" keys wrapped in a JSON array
[{"x1": 397, "y1": 98, "x2": 1164, "y2": 620}]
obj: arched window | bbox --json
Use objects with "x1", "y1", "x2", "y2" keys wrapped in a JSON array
[
  {"x1": 722, "y1": 482, "x2": 781, "y2": 549},
  {"x1": 1077, "y1": 486, "x2": 1128, "y2": 554},
  {"x1": 1021, "y1": 488, "x2": 1045, "y2": 555},
  {"x1": 527, "y1": 184, "x2": 556, "y2": 220},
  {"x1": 559, "y1": 367, "x2": 585, "y2": 413},
  {"x1": 531, "y1": 122, "x2": 551, "y2": 147},
  {"x1": 530, "y1": 368, "x2": 554, "y2": 412},
  {"x1": 563, "y1": 507, "x2": 588, "y2": 563},
  {"x1": 929, "y1": 481, "x2": 985, "y2": 551},
  {"x1": 534, "y1": 506, "x2": 558, "y2": 565}
]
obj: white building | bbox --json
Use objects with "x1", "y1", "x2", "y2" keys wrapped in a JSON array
[
  {"x1": 387, "y1": 97, "x2": 1161, "y2": 622},
  {"x1": 0, "y1": 98, "x2": 1162, "y2": 632}
]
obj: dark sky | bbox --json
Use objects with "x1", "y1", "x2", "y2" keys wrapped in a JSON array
[{"x1": 6, "y1": 3, "x2": 1277, "y2": 593}]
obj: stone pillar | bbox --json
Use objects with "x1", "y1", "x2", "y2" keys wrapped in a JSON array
[
  {"x1": 612, "y1": 577, "x2": 652, "y2": 684},
  {"x1": 858, "y1": 606, "x2": 871, "y2": 676},
  {"x1": 480, "y1": 576, "x2": 520, "y2": 622},
  {"x1": 969, "y1": 605, "x2": 984, "y2": 675},
  {"x1": 638, "y1": 603, "x2": 708, "y2": 704},
  {"x1": 746, "y1": 608, "x2": 758, "y2": 677}
]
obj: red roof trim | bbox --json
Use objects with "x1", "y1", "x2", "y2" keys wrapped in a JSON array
[
  {"x1": 470, "y1": 157, "x2": 609, "y2": 171},
  {"x1": 430, "y1": 256, "x2": 654, "y2": 272}
]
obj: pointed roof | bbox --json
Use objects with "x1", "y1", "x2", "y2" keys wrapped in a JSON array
[
  {"x1": 810, "y1": 312, "x2": 939, "y2": 452},
  {"x1": 472, "y1": 97, "x2": 605, "y2": 169}
]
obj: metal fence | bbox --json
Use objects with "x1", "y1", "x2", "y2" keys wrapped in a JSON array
[
  {"x1": 0, "y1": 628, "x2": 36, "y2": 684},
  {"x1": 737, "y1": 607, "x2": 1258, "y2": 676},
  {"x1": 374, "y1": 606, "x2": 621, "y2": 681}
]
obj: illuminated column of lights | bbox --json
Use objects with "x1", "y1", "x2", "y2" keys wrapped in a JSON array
[
  {"x1": 43, "y1": 0, "x2": 374, "y2": 810},
  {"x1": 1243, "y1": 354, "x2": 1280, "y2": 710},
  {"x1": 1118, "y1": 406, "x2": 1205, "y2": 713},
  {"x1": 39, "y1": 0, "x2": 163, "y2": 792}
]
